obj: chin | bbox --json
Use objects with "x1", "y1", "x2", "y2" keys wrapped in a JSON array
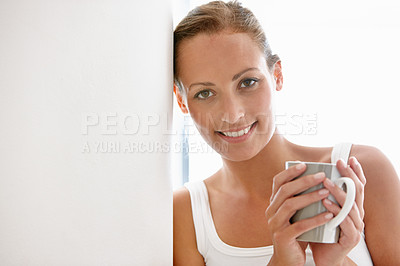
[{"x1": 216, "y1": 144, "x2": 263, "y2": 162}]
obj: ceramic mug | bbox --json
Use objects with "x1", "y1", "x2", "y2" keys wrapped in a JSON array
[{"x1": 285, "y1": 161, "x2": 356, "y2": 243}]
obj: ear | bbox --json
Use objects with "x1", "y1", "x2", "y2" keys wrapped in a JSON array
[
  {"x1": 173, "y1": 83, "x2": 189, "y2": 114},
  {"x1": 273, "y1": 60, "x2": 283, "y2": 91}
]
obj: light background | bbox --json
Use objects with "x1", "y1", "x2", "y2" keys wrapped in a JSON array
[
  {"x1": 173, "y1": 0, "x2": 400, "y2": 187},
  {"x1": 0, "y1": 0, "x2": 172, "y2": 264}
]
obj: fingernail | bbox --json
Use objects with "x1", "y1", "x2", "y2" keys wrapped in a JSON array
[
  {"x1": 325, "y1": 213, "x2": 333, "y2": 219},
  {"x1": 314, "y1": 172, "x2": 325, "y2": 180},
  {"x1": 325, "y1": 178, "x2": 335, "y2": 187},
  {"x1": 319, "y1": 189, "x2": 329, "y2": 195},
  {"x1": 296, "y1": 163, "x2": 305, "y2": 170},
  {"x1": 339, "y1": 159, "x2": 347, "y2": 168},
  {"x1": 352, "y1": 157, "x2": 359, "y2": 166},
  {"x1": 323, "y1": 198, "x2": 332, "y2": 205}
]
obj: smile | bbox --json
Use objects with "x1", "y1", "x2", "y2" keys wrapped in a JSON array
[
  {"x1": 220, "y1": 124, "x2": 252, "y2": 137},
  {"x1": 217, "y1": 122, "x2": 257, "y2": 139}
]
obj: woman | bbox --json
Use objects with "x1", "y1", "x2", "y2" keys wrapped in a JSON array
[{"x1": 173, "y1": 1, "x2": 400, "y2": 265}]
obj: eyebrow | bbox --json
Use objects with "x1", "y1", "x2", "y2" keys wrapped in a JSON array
[
  {"x1": 188, "y1": 82, "x2": 216, "y2": 91},
  {"x1": 188, "y1": 67, "x2": 259, "y2": 91},
  {"x1": 232, "y1": 67, "x2": 259, "y2": 81}
]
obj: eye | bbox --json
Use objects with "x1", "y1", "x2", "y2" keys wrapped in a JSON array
[
  {"x1": 194, "y1": 90, "x2": 214, "y2": 100},
  {"x1": 240, "y1": 78, "x2": 259, "y2": 88}
]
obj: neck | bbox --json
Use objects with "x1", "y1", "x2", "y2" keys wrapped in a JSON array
[{"x1": 219, "y1": 133, "x2": 296, "y2": 197}]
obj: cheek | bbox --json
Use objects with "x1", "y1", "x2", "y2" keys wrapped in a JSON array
[
  {"x1": 250, "y1": 88, "x2": 275, "y2": 134},
  {"x1": 188, "y1": 107, "x2": 216, "y2": 134},
  {"x1": 248, "y1": 87, "x2": 273, "y2": 115}
]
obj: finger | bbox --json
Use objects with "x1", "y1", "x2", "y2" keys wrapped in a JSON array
[
  {"x1": 337, "y1": 216, "x2": 362, "y2": 248},
  {"x1": 282, "y1": 211, "x2": 334, "y2": 241},
  {"x1": 269, "y1": 188, "x2": 330, "y2": 232},
  {"x1": 271, "y1": 163, "x2": 306, "y2": 200},
  {"x1": 324, "y1": 178, "x2": 364, "y2": 227},
  {"x1": 322, "y1": 198, "x2": 364, "y2": 232},
  {"x1": 322, "y1": 199, "x2": 363, "y2": 249},
  {"x1": 349, "y1": 156, "x2": 366, "y2": 185},
  {"x1": 323, "y1": 177, "x2": 347, "y2": 207},
  {"x1": 328, "y1": 161, "x2": 363, "y2": 209},
  {"x1": 323, "y1": 178, "x2": 364, "y2": 231},
  {"x1": 333, "y1": 160, "x2": 365, "y2": 219},
  {"x1": 337, "y1": 159, "x2": 364, "y2": 192},
  {"x1": 268, "y1": 172, "x2": 326, "y2": 215},
  {"x1": 348, "y1": 158, "x2": 366, "y2": 220}
]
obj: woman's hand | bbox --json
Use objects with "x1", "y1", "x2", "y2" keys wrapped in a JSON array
[
  {"x1": 266, "y1": 163, "x2": 334, "y2": 266},
  {"x1": 310, "y1": 157, "x2": 366, "y2": 266}
]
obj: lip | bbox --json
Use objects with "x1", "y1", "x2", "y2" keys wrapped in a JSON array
[
  {"x1": 219, "y1": 123, "x2": 254, "y2": 133},
  {"x1": 216, "y1": 122, "x2": 257, "y2": 143}
]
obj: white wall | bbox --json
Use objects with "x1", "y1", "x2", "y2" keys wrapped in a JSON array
[{"x1": 0, "y1": 0, "x2": 172, "y2": 265}]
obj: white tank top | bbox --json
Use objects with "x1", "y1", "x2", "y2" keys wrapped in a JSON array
[{"x1": 184, "y1": 143, "x2": 373, "y2": 265}]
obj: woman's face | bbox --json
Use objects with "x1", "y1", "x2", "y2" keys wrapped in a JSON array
[{"x1": 176, "y1": 32, "x2": 281, "y2": 161}]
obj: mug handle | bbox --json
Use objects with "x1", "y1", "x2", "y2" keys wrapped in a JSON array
[{"x1": 325, "y1": 177, "x2": 356, "y2": 231}]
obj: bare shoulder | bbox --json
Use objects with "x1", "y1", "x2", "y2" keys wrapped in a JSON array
[
  {"x1": 350, "y1": 144, "x2": 399, "y2": 203},
  {"x1": 173, "y1": 187, "x2": 205, "y2": 266},
  {"x1": 350, "y1": 144, "x2": 399, "y2": 183},
  {"x1": 350, "y1": 144, "x2": 400, "y2": 264},
  {"x1": 174, "y1": 187, "x2": 192, "y2": 211},
  {"x1": 350, "y1": 144, "x2": 392, "y2": 164}
]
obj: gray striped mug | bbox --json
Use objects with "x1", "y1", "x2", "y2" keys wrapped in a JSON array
[{"x1": 285, "y1": 161, "x2": 356, "y2": 243}]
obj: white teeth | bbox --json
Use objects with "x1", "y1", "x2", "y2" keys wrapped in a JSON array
[{"x1": 221, "y1": 124, "x2": 253, "y2": 137}]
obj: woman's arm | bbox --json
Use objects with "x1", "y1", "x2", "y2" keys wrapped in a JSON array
[
  {"x1": 353, "y1": 145, "x2": 400, "y2": 265},
  {"x1": 173, "y1": 188, "x2": 205, "y2": 266}
]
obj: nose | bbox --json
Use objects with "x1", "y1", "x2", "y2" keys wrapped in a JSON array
[{"x1": 220, "y1": 95, "x2": 245, "y2": 124}]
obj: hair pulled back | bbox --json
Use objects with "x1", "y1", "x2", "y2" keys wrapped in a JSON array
[{"x1": 174, "y1": 0, "x2": 280, "y2": 90}]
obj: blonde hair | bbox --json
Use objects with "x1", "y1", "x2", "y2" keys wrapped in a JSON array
[{"x1": 174, "y1": 0, "x2": 280, "y2": 90}]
